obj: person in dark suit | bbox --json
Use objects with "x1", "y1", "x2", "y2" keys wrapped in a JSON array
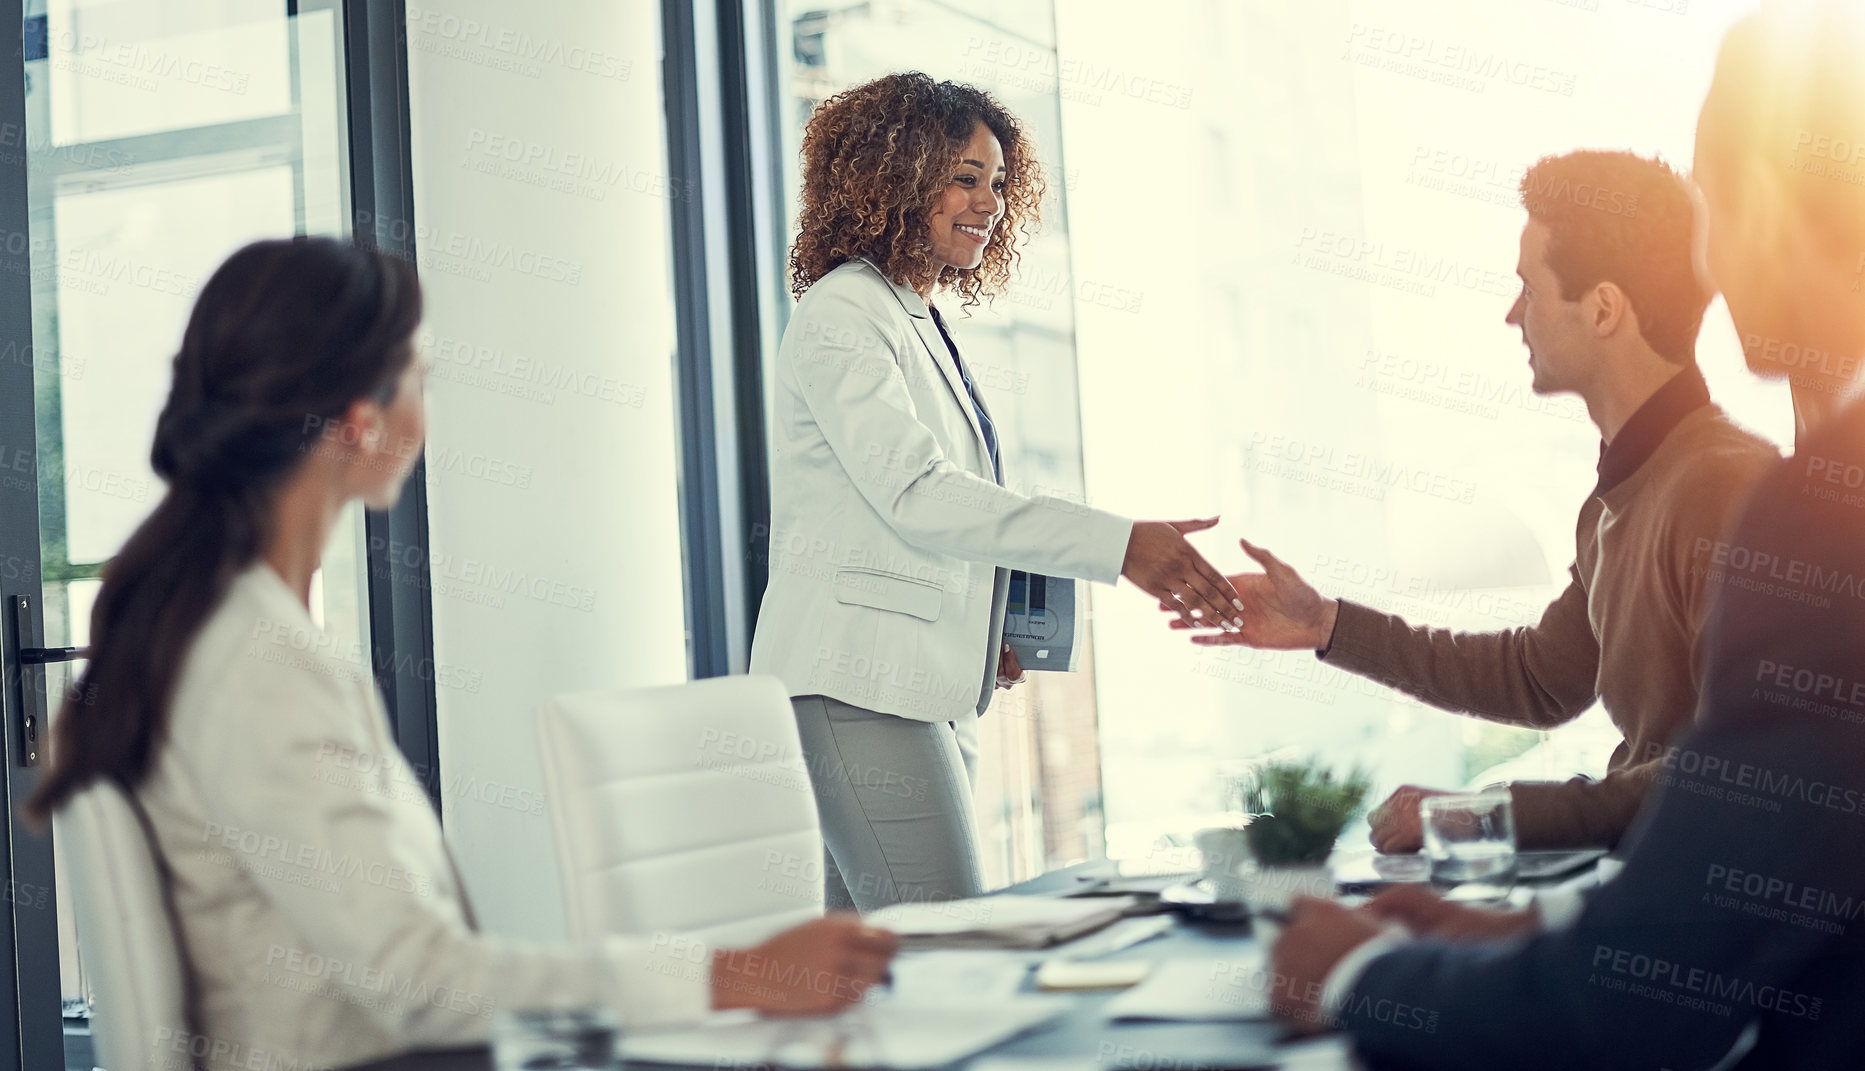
[{"x1": 1268, "y1": 6, "x2": 1865, "y2": 1068}]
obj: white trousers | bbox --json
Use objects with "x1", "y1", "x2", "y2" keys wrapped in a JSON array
[{"x1": 791, "y1": 694, "x2": 983, "y2": 912}]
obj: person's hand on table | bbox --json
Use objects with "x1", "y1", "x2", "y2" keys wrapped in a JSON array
[
  {"x1": 1123, "y1": 518, "x2": 1246, "y2": 631},
  {"x1": 1268, "y1": 896, "x2": 1390, "y2": 1035},
  {"x1": 711, "y1": 915, "x2": 899, "y2": 1016},
  {"x1": 1366, "y1": 785, "x2": 1452, "y2": 853},
  {"x1": 996, "y1": 643, "x2": 1026, "y2": 690},
  {"x1": 1169, "y1": 539, "x2": 1340, "y2": 651},
  {"x1": 1363, "y1": 884, "x2": 1540, "y2": 941}
]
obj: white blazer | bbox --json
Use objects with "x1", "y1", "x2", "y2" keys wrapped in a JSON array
[
  {"x1": 136, "y1": 565, "x2": 713, "y2": 1070},
  {"x1": 749, "y1": 258, "x2": 1132, "y2": 722}
]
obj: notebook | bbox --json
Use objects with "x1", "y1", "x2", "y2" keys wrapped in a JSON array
[{"x1": 864, "y1": 894, "x2": 1137, "y2": 949}]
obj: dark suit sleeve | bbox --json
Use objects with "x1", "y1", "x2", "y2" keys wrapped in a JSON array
[{"x1": 1336, "y1": 457, "x2": 1865, "y2": 1071}]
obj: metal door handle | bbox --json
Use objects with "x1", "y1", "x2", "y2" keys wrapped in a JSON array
[
  {"x1": 19, "y1": 646, "x2": 86, "y2": 665},
  {"x1": 8, "y1": 596, "x2": 85, "y2": 766}
]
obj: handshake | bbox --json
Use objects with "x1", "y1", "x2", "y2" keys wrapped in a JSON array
[
  {"x1": 1122, "y1": 523, "x2": 1339, "y2": 652},
  {"x1": 1149, "y1": 533, "x2": 1342, "y2": 652},
  {"x1": 1118, "y1": 522, "x2": 1335, "y2": 642},
  {"x1": 1123, "y1": 526, "x2": 1432, "y2": 854}
]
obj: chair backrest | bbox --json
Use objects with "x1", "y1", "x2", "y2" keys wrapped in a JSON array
[
  {"x1": 54, "y1": 780, "x2": 193, "y2": 1071},
  {"x1": 534, "y1": 674, "x2": 824, "y2": 948}
]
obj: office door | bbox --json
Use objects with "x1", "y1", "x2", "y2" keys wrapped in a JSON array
[{"x1": 0, "y1": 2, "x2": 374, "y2": 1066}]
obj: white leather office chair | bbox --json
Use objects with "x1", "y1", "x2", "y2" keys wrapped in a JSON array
[
  {"x1": 535, "y1": 674, "x2": 825, "y2": 948},
  {"x1": 54, "y1": 779, "x2": 193, "y2": 1071}
]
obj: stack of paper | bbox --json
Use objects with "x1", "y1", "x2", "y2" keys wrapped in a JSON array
[
  {"x1": 1103, "y1": 955, "x2": 1274, "y2": 1021},
  {"x1": 865, "y1": 894, "x2": 1136, "y2": 950},
  {"x1": 885, "y1": 949, "x2": 1035, "y2": 1001},
  {"x1": 621, "y1": 1001, "x2": 1065, "y2": 1070}
]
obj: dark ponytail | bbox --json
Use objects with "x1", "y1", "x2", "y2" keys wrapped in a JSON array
[{"x1": 26, "y1": 237, "x2": 422, "y2": 823}]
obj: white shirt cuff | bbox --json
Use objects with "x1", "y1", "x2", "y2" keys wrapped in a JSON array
[
  {"x1": 1533, "y1": 886, "x2": 1588, "y2": 931},
  {"x1": 1319, "y1": 929, "x2": 1408, "y2": 1019},
  {"x1": 604, "y1": 934, "x2": 715, "y2": 1030},
  {"x1": 1078, "y1": 510, "x2": 1134, "y2": 585}
]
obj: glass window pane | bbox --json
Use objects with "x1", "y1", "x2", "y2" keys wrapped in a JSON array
[
  {"x1": 26, "y1": 4, "x2": 362, "y2": 1055},
  {"x1": 52, "y1": 167, "x2": 294, "y2": 562},
  {"x1": 45, "y1": 0, "x2": 294, "y2": 146},
  {"x1": 1058, "y1": 0, "x2": 1792, "y2": 864}
]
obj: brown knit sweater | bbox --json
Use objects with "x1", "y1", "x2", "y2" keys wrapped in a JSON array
[{"x1": 1321, "y1": 404, "x2": 1780, "y2": 848}]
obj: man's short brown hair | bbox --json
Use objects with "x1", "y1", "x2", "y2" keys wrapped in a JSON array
[{"x1": 1519, "y1": 150, "x2": 1708, "y2": 366}]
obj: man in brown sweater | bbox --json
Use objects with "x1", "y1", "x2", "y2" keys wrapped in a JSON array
[{"x1": 1192, "y1": 150, "x2": 1780, "y2": 850}]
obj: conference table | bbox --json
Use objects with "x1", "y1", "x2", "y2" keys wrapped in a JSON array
[
  {"x1": 375, "y1": 853, "x2": 1605, "y2": 1071},
  {"x1": 748, "y1": 850, "x2": 1602, "y2": 1071},
  {"x1": 915, "y1": 858, "x2": 1365, "y2": 1071}
]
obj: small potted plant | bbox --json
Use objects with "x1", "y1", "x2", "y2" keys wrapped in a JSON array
[{"x1": 1237, "y1": 759, "x2": 1372, "y2": 912}]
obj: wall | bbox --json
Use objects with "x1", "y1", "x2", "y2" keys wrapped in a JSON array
[{"x1": 406, "y1": 0, "x2": 690, "y2": 939}]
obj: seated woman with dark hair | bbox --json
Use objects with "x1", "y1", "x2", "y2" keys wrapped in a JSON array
[{"x1": 28, "y1": 237, "x2": 895, "y2": 1071}]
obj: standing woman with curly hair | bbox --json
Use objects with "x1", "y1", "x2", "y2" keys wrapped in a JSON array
[{"x1": 751, "y1": 73, "x2": 1243, "y2": 911}]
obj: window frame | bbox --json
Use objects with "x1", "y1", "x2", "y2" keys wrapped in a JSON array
[{"x1": 0, "y1": 1, "x2": 789, "y2": 1061}]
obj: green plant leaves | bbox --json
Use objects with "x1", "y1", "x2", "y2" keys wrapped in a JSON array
[{"x1": 1241, "y1": 761, "x2": 1372, "y2": 866}]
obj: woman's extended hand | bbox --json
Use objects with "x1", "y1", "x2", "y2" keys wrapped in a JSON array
[
  {"x1": 710, "y1": 915, "x2": 900, "y2": 1016},
  {"x1": 1123, "y1": 518, "x2": 1246, "y2": 631}
]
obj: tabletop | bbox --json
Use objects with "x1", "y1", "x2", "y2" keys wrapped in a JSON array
[
  {"x1": 973, "y1": 859, "x2": 1356, "y2": 1070},
  {"x1": 367, "y1": 853, "x2": 1607, "y2": 1070}
]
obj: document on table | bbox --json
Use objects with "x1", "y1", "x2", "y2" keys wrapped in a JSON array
[
  {"x1": 620, "y1": 1000, "x2": 1065, "y2": 1070},
  {"x1": 972, "y1": 1036, "x2": 1284, "y2": 1071},
  {"x1": 1046, "y1": 914, "x2": 1174, "y2": 961},
  {"x1": 885, "y1": 949, "x2": 1035, "y2": 1001},
  {"x1": 1103, "y1": 955, "x2": 1274, "y2": 1021},
  {"x1": 864, "y1": 894, "x2": 1136, "y2": 949}
]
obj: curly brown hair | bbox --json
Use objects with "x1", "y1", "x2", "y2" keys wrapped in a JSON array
[{"x1": 789, "y1": 72, "x2": 1044, "y2": 307}]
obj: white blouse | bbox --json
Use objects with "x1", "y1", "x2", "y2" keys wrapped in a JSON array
[{"x1": 135, "y1": 564, "x2": 710, "y2": 1070}]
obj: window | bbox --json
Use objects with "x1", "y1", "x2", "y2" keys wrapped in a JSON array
[
  {"x1": 23, "y1": 0, "x2": 363, "y2": 1057},
  {"x1": 1055, "y1": 0, "x2": 1792, "y2": 865}
]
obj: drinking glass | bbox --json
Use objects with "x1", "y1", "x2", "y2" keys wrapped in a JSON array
[
  {"x1": 491, "y1": 1007, "x2": 620, "y2": 1070},
  {"x1": 1420, "y1": 790, "x2": 1517, "y2": 902}
]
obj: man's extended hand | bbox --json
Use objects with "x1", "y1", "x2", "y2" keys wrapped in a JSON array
[
  {"x1": 1268, "y1": 896, "x2": 1389, "y2": 1034},
  {"x1": 1364, "y1": 884, "x2": 1540, "y2": 941},
  {"x1": 1169, "y1": 538, "x2": 1340, "y2": 650},
  {"x1": 1124, "y1": 518, "x2": 1245, "y2": 630},
  {"x1": 1366, "y1": 784, "x2": 1453, "y2": 854}
]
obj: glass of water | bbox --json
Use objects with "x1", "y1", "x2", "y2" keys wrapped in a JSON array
[
  {"x1": 491, "y1": 1007, "x2": 620, "y2": 1070},
  {"x1": 1420, "y1": 790, "x2": 1517, "y2": 902}
]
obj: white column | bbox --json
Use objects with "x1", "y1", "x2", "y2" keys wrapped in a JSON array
[{"x1": 406, "y1": 0, "x2": 689, "y2": 939}]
